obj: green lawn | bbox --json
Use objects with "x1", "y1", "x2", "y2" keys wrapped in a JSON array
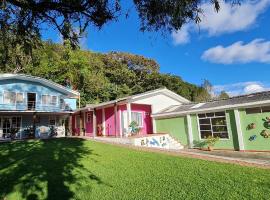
[{"x1": 0, "y1": 138, "x2": 269, "y2": 200}]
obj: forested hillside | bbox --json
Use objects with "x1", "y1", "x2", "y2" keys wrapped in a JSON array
[{"x1": 0, "y1": 41, "x2": 207, "y2": 106}]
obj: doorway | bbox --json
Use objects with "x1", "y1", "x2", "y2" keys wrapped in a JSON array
[{"x1": 27, "y1": 93, "x2": 36, "y2": 110}]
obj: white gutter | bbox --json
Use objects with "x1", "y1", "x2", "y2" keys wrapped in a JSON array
[{"x1": 152, "y1": 100, "x2": 270, "y2": 118}]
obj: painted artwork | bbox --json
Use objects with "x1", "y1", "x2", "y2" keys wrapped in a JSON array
[{"x1": 135, "y1": 135, "x2": 170, "y2": 149}]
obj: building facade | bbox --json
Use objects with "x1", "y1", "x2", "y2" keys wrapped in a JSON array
[
  {"x1": 153, "y1": 92, "x2": 270, "y2": 151},
  {"x1": 72, "y1": 88, "x2": 190, "y2": 137},
  {"x1": 0, "y1": 74, "x2": 79, "y2": 139}
]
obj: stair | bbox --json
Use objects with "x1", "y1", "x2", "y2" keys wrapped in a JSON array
[{"x1": 166, "y1": 135, "x2": 184, "y2": 150}]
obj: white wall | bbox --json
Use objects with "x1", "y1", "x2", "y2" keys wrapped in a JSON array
[{"x1": 133, "y1": 94, "x2": 182, "y2": 113}]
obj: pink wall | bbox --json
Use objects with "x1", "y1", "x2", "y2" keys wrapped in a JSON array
[
  {"x1": 85, "y1": 111, "x2": 93, "y2": 137},
  {"x1": 72, "y1": 103, "x2": 153, "y2": 137},
  {"x1": 105, "y1": 106, "x2": 116, "y2": 136},
  {"x1": 131, "y1": 104, "x2": 153, "y2": 135}
]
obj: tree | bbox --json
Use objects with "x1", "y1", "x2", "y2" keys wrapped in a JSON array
[
  {"x1": 218, "y1": 91, "x2": 230, "y2": 99},
  {"x1": 1, "y1": 1, "x2": 239, "y2": 50}
]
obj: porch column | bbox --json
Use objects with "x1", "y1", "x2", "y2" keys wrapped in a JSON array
[
  {"x1": 127, "y1": 103, "x2": 132, "y2": 135},
  {"x1": 79, "y1": 112, "x2": 84, "y2": 136},
  {"x1": 186, "y1": 114, "x2": 194, "y2": 148},
  {"x1": 102, "y1": 108, "x2": 106, "y2": 136},
  {"x1": 114, "y1": 104, "x2": 117, "y2": 137},
  {"x1": 152, "y1": 118, "x2": 156, "y2": 133},
  {"x1": 234, "y1": 109, "x2": 245, "y2": 151},
  {"x1": 93, "y1": 109, "x2": 97, "y2": 137},
  {"x1": 69, "y1": 114, "x2": 72, "y2": 136}
]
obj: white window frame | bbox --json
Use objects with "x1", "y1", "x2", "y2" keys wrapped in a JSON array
[
  {"x1": 16, "y1": 92, "x2": 24, "y2": 103},
  {"x1": 131, "y1": 111, "x2": 144, "y2": 128},
  {"x1": 197, "y1": 111, "x2": 230, "y2": 140},
  {"x1": 42, "y1": 94, "x2": 58, "y2": 106},
  {"x1": 51, "y1": 96, "x2": 58, "y2": 105},
  {"x1": 3, "y1": 91, "x2": 16, "y2": 104},
  {"x1": 1, "y1": 116, "x2": 22, "y2": 135}
]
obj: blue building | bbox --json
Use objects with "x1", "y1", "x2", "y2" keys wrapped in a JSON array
[{"x1": 0, "y1": 74, "x2": 79, "y2": 139}]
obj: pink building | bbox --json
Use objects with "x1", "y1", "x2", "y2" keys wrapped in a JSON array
[{"x1": 72, "y1": 88, "x2": 190, "y2": 137}]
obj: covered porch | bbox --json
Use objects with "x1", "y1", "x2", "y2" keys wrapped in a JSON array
[
  {"x1": 72, "y1": 102, "x2": 154, "y2": 138},
  {"x1": 0, "y1": 112, "x2": 71, "y2": 140}
]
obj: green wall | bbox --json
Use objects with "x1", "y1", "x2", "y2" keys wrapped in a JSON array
[
  {"x1": 155, "y1": 117, "x2": 189, "y2": 146},
  {"x1": 239, "y1": 109, "x2": 270, "y2": 151},
  {"x1": 190, "y1": 111, "x2": 239, "y2": 150}
]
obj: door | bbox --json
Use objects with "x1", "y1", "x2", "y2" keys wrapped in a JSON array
[
  {"x1": 105, "y1": 107, "x2": 115, "y2": 136},
  {"x1": 27, "y1": 93, "x2": 36, "y2": 110},
  {"x1": 2, "y1": 118, "x2": 11, "y2": 136}
]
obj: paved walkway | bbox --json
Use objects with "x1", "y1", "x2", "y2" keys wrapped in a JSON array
[{"x1": 75, "y1": 136, "x2": 270, "y2": 169}]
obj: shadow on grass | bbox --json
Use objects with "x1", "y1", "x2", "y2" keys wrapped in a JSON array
[{"x1": 0, "y1": 138, "x2": 104, "y2": 199}]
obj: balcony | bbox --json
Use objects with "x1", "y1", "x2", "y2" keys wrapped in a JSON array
[{"x1": 0, "y1": 101, "x2": 73, "y2": 112}]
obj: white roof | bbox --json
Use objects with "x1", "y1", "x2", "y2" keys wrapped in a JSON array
[
  {"x1": 0, "y1": 73, "x2": 80, "y2": 98},
  {"x1": 77, "y1": 88, "x2": 190, "y2": 111}
]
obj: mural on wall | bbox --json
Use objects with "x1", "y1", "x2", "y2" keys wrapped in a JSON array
[{"x1": 135, "y1": 135, "x2": 170, "y2": 149}]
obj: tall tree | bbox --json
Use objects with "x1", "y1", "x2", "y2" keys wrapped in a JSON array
[
  {"x1": 218, "y1": 91, "x2": 230, "y2": 99},
  {"x1": 0, "y1": 0, "x2": 241, "y2": 71}
]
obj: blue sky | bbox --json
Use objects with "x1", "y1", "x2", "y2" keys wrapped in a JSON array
[{"x1": 42, "y1": 0, "x2": 270, "y2": 96}]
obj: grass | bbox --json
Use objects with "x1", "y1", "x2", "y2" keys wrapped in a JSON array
[{"x1": 0, "y1": 138, "x2": 269, "y2": 200}]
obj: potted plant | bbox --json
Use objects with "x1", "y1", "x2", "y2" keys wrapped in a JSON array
[
  {"x1": 129, "y1": 121, "x2": 141, "y2": 135},
  {"x1": 97, "y1": 124, "x2": 103, "y2": 136},
  {"x1": 205, "y1": 136, "x2": 219, "y2": 151}
]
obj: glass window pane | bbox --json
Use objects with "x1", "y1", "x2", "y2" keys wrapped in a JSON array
[
  {"x1": 16, "y1": 93, "x2": 24, "y2": 103},
  {"x1": 200, "y1": 125, "x2": 211, "y2": 131},
  {"x1": 212, "y1": 126, "x2": 227, "y2": 132},
  {"x1": 199, "y1": 118, "x2": 210, "y2": 124},
  {"x1": 198, "y1": 114, "x2": 206, "y2": 118},
  {"x1": 206, "y1": 113, "x2": 215, "y2": 117},
  {"x1": 200, "y1": 131, "x2": 212, "y2": 139},
  {"x1": 246, "y1": 107, "x2": 261, "y2": 114},
  {"x1": 4, "y1": 92, "x2": 16, "y2": 104},
  {"x1": 51, "y1": 96, "x2": 57, "y2": 105},
  {"x1": 215, "y1": 112, "x2": 225, "y2": 116},
  {"x1": 131, "y1": 112, "x2": 143, "y2": 127},
  {"x1": 211, "y1": 117, "x2": 226, "y2": 125},
  {"x1": 262, "y1": 106, "x2": 270, "y2": 113},
  {"x1": 213, "y1": 132, "x2": 229, "y2": 139},
  {"x1": 42, "y1": 95, "x2": 51, "y2": 105}
]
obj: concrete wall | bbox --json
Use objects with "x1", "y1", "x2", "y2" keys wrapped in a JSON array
[
  {"x1": 155, "y1": 117, "x2": 189, "y2": 146},
  {"x1": 239, "y1": 109, "x2": 270, "y2": 151}
]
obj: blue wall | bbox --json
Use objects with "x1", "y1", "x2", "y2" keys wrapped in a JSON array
[{"x1": 0, "y1": 79, "x2": 77, "y2": 111}]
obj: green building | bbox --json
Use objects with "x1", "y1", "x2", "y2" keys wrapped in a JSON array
[{"x1": 153, "y1": 92, "x2": 270, "y2": 151}]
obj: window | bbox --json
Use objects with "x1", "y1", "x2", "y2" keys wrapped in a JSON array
[
  {"x1": 2, "y1": 117, "x2": 21, "y2": 134},
  {"x1": 42, "y1": 95, "x2": 51, "y2": 105},
  {"x1": 246, "y1": 106, "x2": 270, "y2": 114},
  {"x1": 49, "y1": 116, "x2": 56, "y2": 126},
  {"x1": 16, "y1": 93, "x2": 24, "y2": 103},
  {"x1": 4, "y1": 91, "x2": 16, "y2": 104},
  {"x1": 86, "y1": 112, "x2": 92, "y2": 123},
  {"x1": 51, "y1": 96, "x2": 57, "y2": 105},
  {"x1": 198, "y1": 112, "x2": 229, "y2": 139},
  {"x1": 246, "y1": 107, "x2": 261, "y2": 114},
  {"x1": 42, "y1": 95, "x2": 58, "y2": 105},
  {"x1": 131, "y1": 112, "x2": 143, "y2": 127}
]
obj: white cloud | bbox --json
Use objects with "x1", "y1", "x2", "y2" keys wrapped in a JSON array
[
  {"x1": 201, "y1": 39, "x2": 270, "y2": 64},
  {"x1": 172, "y1": 25, "x2": 190, "y2": 45},
  {"x1": 213, "y1": 81, "x2": 270, "y2": 96},
  {"x1": 172, "y1": 0, "x2": 270, "y2": 44}
]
